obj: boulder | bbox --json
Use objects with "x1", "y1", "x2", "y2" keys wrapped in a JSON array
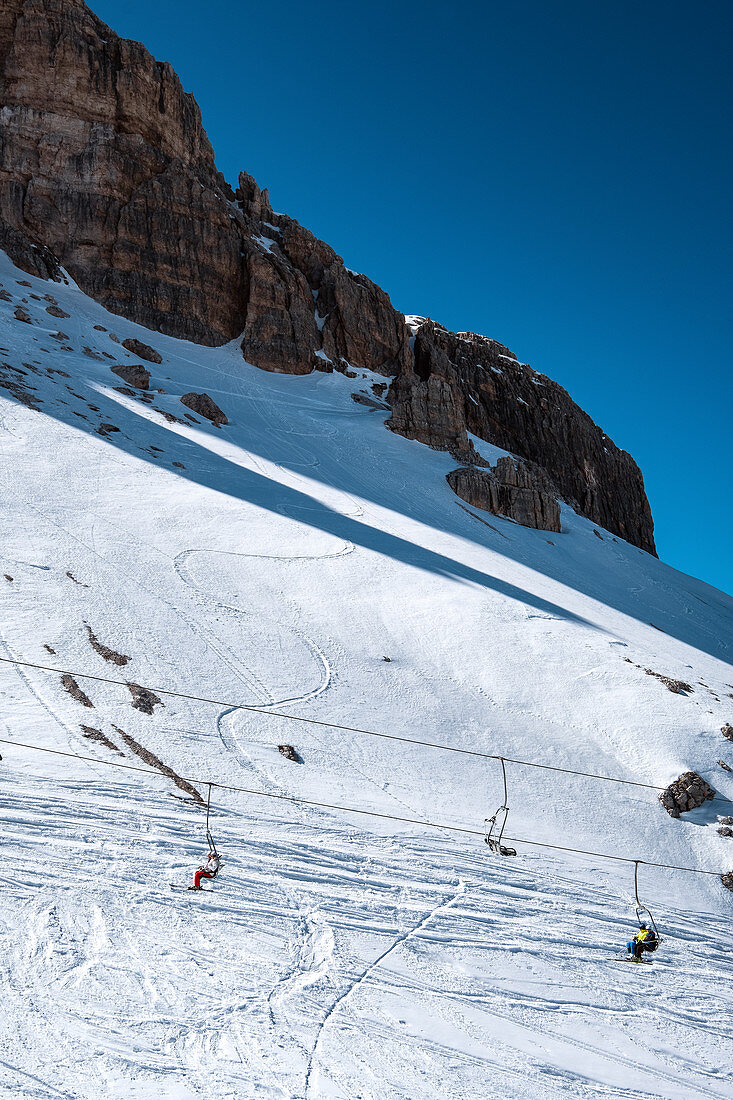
[
  {"x1": 121, "y1": 338, "x2": 162, "y2": 364},
  {"x1": 278, "y1": 744, "x2": 301, "y2": 763},
  {"x1": 447, "y1": 457, "x2": 561, "y2": 532},
  {"x1": 721, "y1": 872, "x2": 733, "y2": 891},
  {"x1": 180, "y1": 391, "x2": 228, "y2": 426},
  {"x1": 110, "y1": 363, "x2": 151, "y2": 390},
  {"x1": 722, "y1": 724, "x2": 733, "y2": 741},
  {"x1": 659, "y1": 771, "x2": 715, "y2": 818}
]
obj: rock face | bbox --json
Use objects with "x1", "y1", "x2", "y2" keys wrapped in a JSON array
[
  {"x1": 388, "y1": 320, "x2": 655, "y2": 552},
  {"x1": 447, "y1": 457, "x2": 561, "y2": 531},
  {"x1": 0, "y1": 0, "x2": 656, "y2": 552},
  {"x1": 659, "y1": 772, "x2": 715, "y2": 818},
  {"x1": 180, "y1": 391, "x2": 228, "y2": 426},
  {"x1": 0, "y1": 0, "x2": 246, "y2": 344}
]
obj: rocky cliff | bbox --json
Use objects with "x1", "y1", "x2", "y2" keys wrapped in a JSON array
[
  {"x1": 0, "y1": 0, "x2": 656, "y2": 552},
  {"x1": 389, "y1": 320, "x2": 655, "y2": 551}
]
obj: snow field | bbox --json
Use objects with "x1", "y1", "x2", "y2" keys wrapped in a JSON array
[{"x1": 0, "y1": 251, "x2": 731, "y2": 1097}]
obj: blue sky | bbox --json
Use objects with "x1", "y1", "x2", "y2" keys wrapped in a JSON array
[{"x1": 93, "y1": 0, "x2": 732, "y2": 594}]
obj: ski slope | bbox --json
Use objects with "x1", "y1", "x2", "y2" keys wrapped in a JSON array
[{"x1": 0, "y1": 250, "x2": 731, "y2": 1099}]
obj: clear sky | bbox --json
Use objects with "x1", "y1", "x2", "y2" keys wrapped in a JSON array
[{"x1": 92, "y1": 0, "x2": 732, "y2": 595}]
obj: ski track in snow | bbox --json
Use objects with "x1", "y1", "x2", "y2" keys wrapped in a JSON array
[
  {"x1": 303, "y1": 881, "x2": 466, "y2": 1099},
  {"x1": 0, "y1": 253, "x2": 732, "y2": 1099}
]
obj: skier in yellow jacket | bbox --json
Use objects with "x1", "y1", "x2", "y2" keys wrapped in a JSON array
[{"x1": 626, "y1": 923, "x2": 658, "y2": 961}]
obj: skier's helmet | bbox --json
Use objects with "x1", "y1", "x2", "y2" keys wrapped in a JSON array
[{"x1": 640, "y1": 922, "x2": 648, "y2": 929}]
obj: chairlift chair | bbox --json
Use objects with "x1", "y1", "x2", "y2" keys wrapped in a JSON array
[
  {"x1": 484, "y1": 757, "x2": 517, "y2": 857},
  {"x1": 204, "y1": 783, "x2": 223, "y2": 877},
  {"x1": 633, "y1": 860, "x2": 660, "y2": 946}
]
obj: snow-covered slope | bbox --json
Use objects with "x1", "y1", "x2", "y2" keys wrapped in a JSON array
[{"x1": 0, "y1": 251, "x2": 732, "y2": 1099}]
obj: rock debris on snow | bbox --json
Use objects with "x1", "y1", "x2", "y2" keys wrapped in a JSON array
[
  {"x1": 114, "y1": 727, "x2": 203, "y2": 803},
  {"x1": 126, "y1": 682, "x2": 164, "y2": 714},
  {"x1": 80, "y1": 725, "x2": 124, "y2": 755},
  {"x1": 84, "y1": 623, "x2": 130, "y2": 666},
  {"x1": 61, "y1": 674, "x2": 94, "y2": 708}
]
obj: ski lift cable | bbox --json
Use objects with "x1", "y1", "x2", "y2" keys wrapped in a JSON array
[
  {"x1": 0, "y1": 655, "x2": 730, "y2": 805},
  {"x1": 0, "y1": 735, "x2": 725, "y2": 880}
]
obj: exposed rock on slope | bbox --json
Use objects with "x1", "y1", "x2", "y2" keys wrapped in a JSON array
[
  {"x1": 111, "y1": 363, "x2": 150, "y2": 390},
  {"x1": 447, "y1": 458, "x2": 561, "y2": 532},
  {"x1": 0, "y1": 0, "x2": 655, "y2": 551},
  {"x1": 180, "y1": 391, "x2": 228, "y2": 426},
  {"x1": 659, "y1": 772, "x2": 715, "y2": 817},
  {"x1": 121, "y1": 338, "x2": 162, "y2": 364}
]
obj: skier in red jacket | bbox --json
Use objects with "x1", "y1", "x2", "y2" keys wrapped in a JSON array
[{"x1": 192, "y1": 850, "x2": 220, "y2": 890}]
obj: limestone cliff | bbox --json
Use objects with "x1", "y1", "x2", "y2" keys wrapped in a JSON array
[{"x1": 0, "y1": 0, "x2": 656, "y2": 552}]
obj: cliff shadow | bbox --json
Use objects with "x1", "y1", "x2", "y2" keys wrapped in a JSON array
[{"x1": 1, "y1": 349, "x2": 730, "y2": 666}]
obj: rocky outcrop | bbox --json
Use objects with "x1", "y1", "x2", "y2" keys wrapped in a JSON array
[
  {"x1": 447, "y1": 457, "x2": 561, "y2": 531},
  {"x1": 236, "y1": 183, "x2": 411, "y2": 377},
  {"x1": 0, "y1": 0, "x2": 656, "y2": 553},
  {"x1": 180, "y1": 391, "x2": 228, "y2": 426},
  {"x1": 111, "y1": 363, "x2": 150, "y2": 390},
  {"x1": 121, "y1": 338, "x2": 162, "y2": 364},
  {"x1": 0, "y1": 219, "x2": 62, "y2": 281},
  {"x1": 388, "y1": 320, "x2": 655, "y2": 553},
  {"x1": 659, "y1": 772, "x2": 715, "y2": 818},
  {"x1": 722, "y1": 724, "x2": 733, "y2": 742},
  {"x1": 239, "y1": 245, "x2": 320, "y2": 375}
]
